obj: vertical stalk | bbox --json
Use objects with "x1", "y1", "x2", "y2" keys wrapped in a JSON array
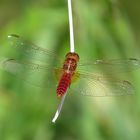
[{"x1": 52, "y1": 0, "x2": 75, "y2": 123}]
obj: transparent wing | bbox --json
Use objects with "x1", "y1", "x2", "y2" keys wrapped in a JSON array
[
  {"x1": 70, "y1": 71, "x2": 135, "y2": 97},
  {"x1": 78, "y1": 58, "x2": 140, "y2": 74},
  {"x1": 1, "y1": 59, "x2": 135, "y2": 97},
  {"x1": 8, "y1": 34, "x2": 62, "y2": 64},
  {"x1": 1, "y1": 58, "x2": 61, "y2": 89}
]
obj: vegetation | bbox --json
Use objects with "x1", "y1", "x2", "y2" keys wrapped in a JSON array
[{"x1": 0, "y1": 0, "x2": 140, "y2": 140}]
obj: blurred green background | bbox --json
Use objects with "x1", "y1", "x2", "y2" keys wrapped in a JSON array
[{"x1": 0, "y1": 0, "x2": 140, "y2": 140}]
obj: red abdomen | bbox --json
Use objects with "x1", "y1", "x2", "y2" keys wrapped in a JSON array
[{"x1": 57, "y1": 73, "x2": 71, "y2": 97}]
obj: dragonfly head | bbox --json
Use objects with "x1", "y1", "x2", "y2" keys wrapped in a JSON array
[{"x1": 66, "y1": 52, "x2": 79, "y2": 62}]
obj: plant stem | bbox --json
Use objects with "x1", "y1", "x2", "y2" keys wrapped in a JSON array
[{"x1": 52, "y1": 0, "x2": 75, "y2": 123}]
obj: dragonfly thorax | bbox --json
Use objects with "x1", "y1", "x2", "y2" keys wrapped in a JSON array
[{"x1": 63, "y1": 52, "x2": 79, "y2": 74}]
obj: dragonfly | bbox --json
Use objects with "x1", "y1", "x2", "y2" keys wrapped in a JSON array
[{"x1": 2, "y1": 34, "x2": 140, "y2": 97}]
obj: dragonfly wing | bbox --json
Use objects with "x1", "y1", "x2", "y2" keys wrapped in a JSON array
[
  {"x1": 1, "y1": 58, "x2": 61, "y2": 89},
  {"x1": 70, "y1": 72, "x2": 135, "y2": 97},
  {"x1": 8, "y1": 34, "x2": 62, "y2": 64},
  {"x1": 78, "y1": 58, "x2": 140, "y2": 74}
]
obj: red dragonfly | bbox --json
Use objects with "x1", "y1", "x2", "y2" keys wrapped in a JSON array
[{"x1": 2, "y1": 34, "x2": 140, "y2": 97}]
